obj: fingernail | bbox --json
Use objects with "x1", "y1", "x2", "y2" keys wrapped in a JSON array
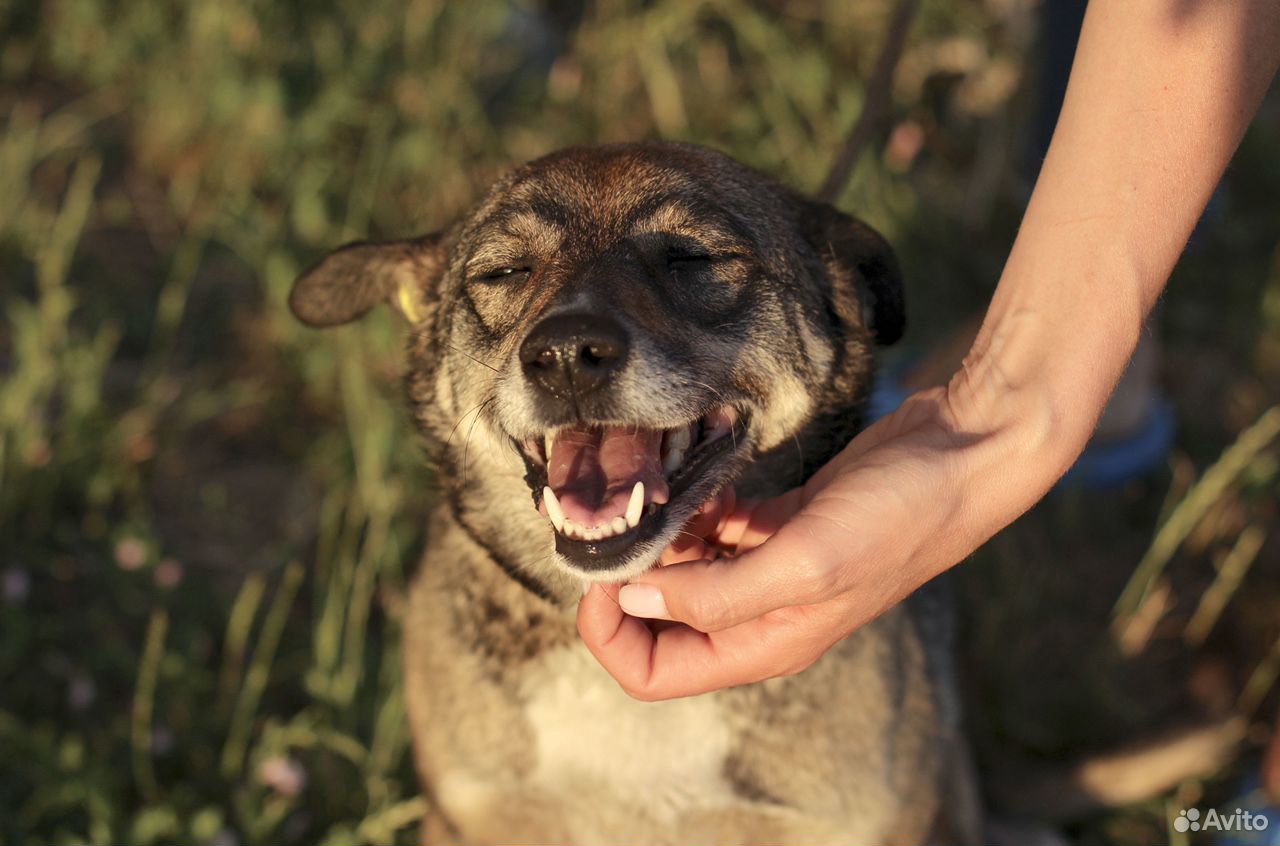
[{"x1": 619, "y1": 584, "x2": 669, "y2": 619}]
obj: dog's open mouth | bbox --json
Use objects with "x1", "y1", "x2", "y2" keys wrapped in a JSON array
[{"x1": 515, "y1": 406, "x2": 748, "y2": 572}]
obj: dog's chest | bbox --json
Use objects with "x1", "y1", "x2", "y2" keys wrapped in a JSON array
[{"x1": 520, "y1": 644, "x2": 735, "y2": 815}]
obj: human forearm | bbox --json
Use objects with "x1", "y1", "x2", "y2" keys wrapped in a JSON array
[{"x1": 956, "y1": 0, "x2": 1280, "y2": 474}]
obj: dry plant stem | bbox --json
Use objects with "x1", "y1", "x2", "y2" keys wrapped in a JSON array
[
  {"x1": 816, "y1": 0, "x2": 920, "y2": 203},
  {"x1": 990, "y1": 718, "x2": 1245, "y2": 822},
  {"x1": 221, "y1": 561, "x2": 306, "y2": 779},
  {"x1": 218, "y1": 572, "x2": 268, "y2": 713},
  {"x1": 1183, "y1": 524, "x2": 1267, "y2": 647},
  {"x1": 355, "y1": 797, "x2": 430, "y2": 844},
  {"x1": 1116, "y1": 579, "x2": 1172, "y2": 658},
  {"x1": 131, "y1": 609, "x2": 169, "y2": 804},
  {"x1": 1113, "y1": 406, "x2": 1280, "y2": 634},
  {"x1": 1239, "y1": 630, "x2": 1280, "y2": 718}
]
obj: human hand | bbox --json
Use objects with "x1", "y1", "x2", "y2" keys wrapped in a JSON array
[
  {"x1": 576, "y1": 0, "x2": 1280, "y2": 703},
  {"x1": 577, "y1": 375, "x2": 1087, "y2": 700}
]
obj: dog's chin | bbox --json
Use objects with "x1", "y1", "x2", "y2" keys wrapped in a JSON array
[{"x1": 511, "y1": 407, "x2": 751, "y2": 581}]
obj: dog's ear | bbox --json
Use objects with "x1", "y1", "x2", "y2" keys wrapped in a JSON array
[
  {"x1": 289, "y1": 232, "x2": 450, "y2": 328},
  {"x1": 799, "y1": 201, "x2": 905, "y2": 345}
]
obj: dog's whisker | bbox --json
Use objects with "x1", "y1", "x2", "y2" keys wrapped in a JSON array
[
  {"x1": 460, "y1": 396, "x2": 497, "y2": 490},
  {"x1": 685, "y1": 380, "x2": 740, "y2": 452},
  {"x1": 445, "y1": 395, "x2": 497, "y2": 450},
  {"x1": 445, "y1": 342, "x2": 501, "y2": 373},
  {"x1": 686, "y1": 378, "x2": 730, "y2": 408}
]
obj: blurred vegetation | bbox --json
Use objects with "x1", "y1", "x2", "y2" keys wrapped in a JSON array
[{"x1": 0, "y1": 0, "x2": 1276, "y2": 844}]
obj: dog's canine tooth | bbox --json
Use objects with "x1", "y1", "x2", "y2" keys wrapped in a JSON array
[
  {"x1": 544, "y1": 432, "x2": 555, "y2": 460},
  {"x1": 663, "y1": 446, "x2": 686, "y2": 475},
  {"x1": 662, "y1": 425, "x2": 693, "y2": 475},
  {"x1": 625, "y1": 481, "x2": 644, "y2": 528},
  {"x1": 542, "y1": 486, "x2": 565, "y2": 532}
]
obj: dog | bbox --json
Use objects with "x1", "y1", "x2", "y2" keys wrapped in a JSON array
[{"x1": 290, "y1": 141, "x2": 980, "y2": 845}]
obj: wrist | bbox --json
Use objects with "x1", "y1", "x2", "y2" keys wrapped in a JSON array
[{"x1": 945, "y1": 281, "x2": 1145, "y2": 484}]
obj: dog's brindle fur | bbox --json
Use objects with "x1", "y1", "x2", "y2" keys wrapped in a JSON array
[{"x1": 291, "y1": 141, "x2": 980, "y2": 844}]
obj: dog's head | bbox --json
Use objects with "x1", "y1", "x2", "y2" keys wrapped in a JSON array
[{"x1": 290, "y1": 142, "x2": 902, "y2": 583}]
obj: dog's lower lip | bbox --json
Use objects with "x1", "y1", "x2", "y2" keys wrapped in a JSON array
[{"x1": 552, "y1": 501, "x2": 664, "y2": 568}]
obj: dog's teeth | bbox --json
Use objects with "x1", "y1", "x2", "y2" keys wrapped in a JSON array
[
  {"x1": 663, "y1": 446, "x2": 686, "y2": 475},
  {"x1": 586, "y1": 527, "x2": 601, "y2": 542},
  {"x1": 544, "y1": 432, "x2": 555, "y2": 460},
  {"x1": 562, "y1": 519, "x2": 578, "y2": 539},
  {"x1": 610, "y1": 516, "x2": 628, "y2": 536},
  {"x1": 542, "y1": 487, "x2": 565, "y2": 532},
  {"x1": 662, "y1": 426, "x2": 692, "y2": 475},
  {"x1": 625, "y1": 481, "x2": 644, "y2": 528}
]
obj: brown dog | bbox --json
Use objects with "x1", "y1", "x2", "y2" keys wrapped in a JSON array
[{"x1": 290, "y1": 141, "x2": 980, "y2": 844}]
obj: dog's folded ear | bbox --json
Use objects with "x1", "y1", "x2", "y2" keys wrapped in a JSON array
[
  {"x1": 800, "y1": 201, "x2": 905, "y2": 346},
  {"x1": 289, "y1": 232, "x2": 450, "y2": 328}
]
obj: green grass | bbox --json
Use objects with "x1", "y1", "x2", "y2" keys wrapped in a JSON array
[{"x1": 1, "y1": 1, "x2": 1277, "y2": 843}]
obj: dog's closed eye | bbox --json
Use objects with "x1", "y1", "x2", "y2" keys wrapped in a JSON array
[
  {"x1": 476, "y1": 266, "x2": 533, "y2": 284},
  {"x1": 666, "y1": 252, "x2": 713, "y2": 278}
]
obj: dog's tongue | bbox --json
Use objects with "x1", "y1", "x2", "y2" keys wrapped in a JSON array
[{"x1": 547, "y1": 425, "x2": 669, "y2": 527}]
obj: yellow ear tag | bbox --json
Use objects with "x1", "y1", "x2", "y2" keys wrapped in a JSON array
[{"x1": 396, "y1": 278, "x2": 424, "y2": 324}]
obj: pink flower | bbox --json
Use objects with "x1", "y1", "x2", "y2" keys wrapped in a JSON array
[
  {"x1": 154, "y1": 558, "x2": 183, "y2": 588},
  {"x1": 257, "y1": 755, "x2": 307, "y2": 797},
  {"x1": 114, "y1": 537, "x2": 147, "y2": 571}
]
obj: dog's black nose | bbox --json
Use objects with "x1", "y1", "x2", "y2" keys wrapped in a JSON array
[{"x1": 520, "y1": 313, "x2": 629, "y2": 399}]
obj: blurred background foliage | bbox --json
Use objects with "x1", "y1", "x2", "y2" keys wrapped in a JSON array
[{"x1": 0, "y1": 0, "x2": 1277, "y2": 843}]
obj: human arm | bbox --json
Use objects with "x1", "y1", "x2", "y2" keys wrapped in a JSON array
[{"x1": 577, "y1": 0, "x2": 1280, "y2": 700}]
